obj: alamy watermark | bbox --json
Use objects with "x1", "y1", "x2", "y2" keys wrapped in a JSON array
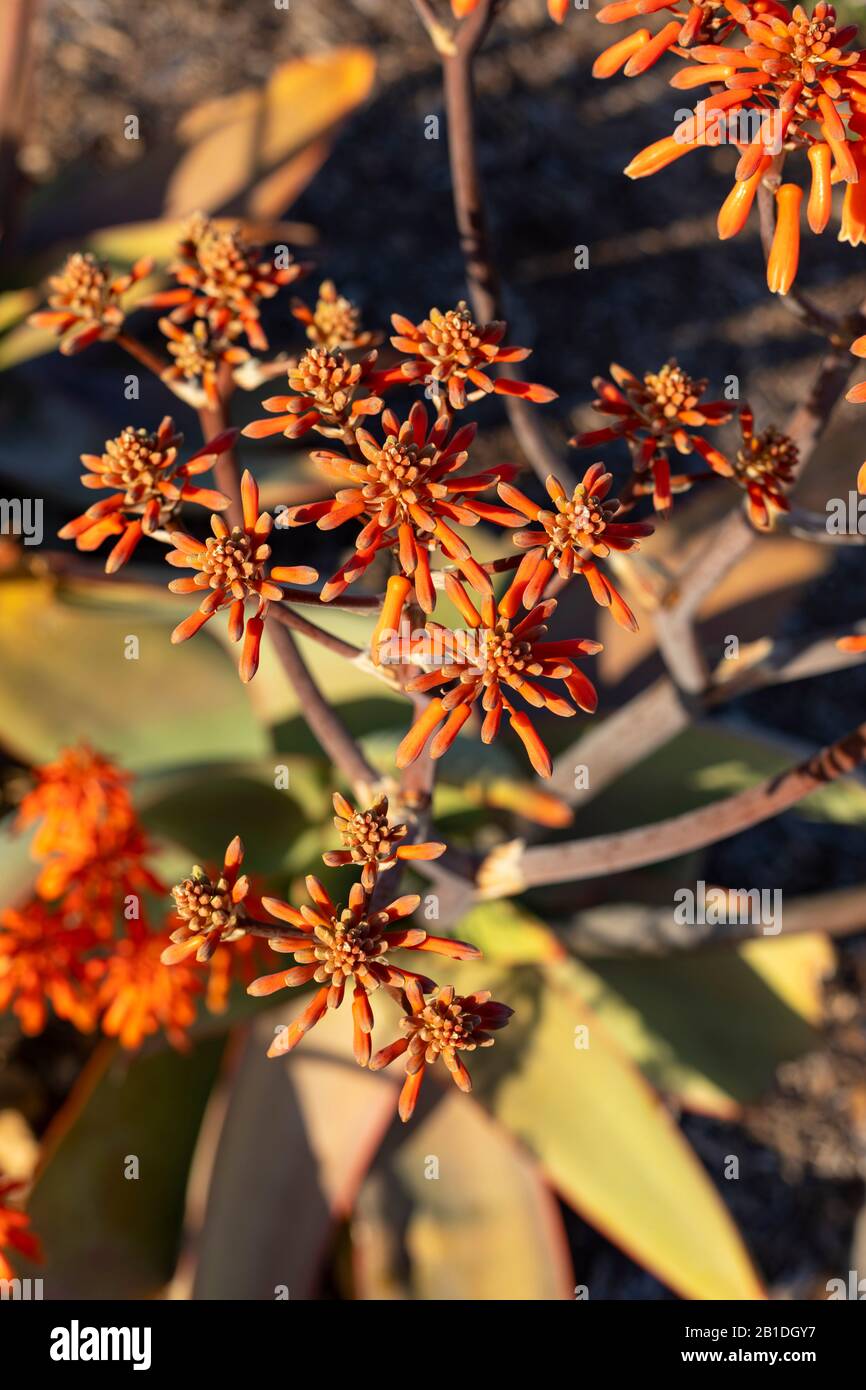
[
  {"x1": 0, "y1": 1276, "x2": 43, "y2": 1299},
  {"x1": 376, "y1": 620, "x2": 483, "y2": 668},
  {"x1": 674, "y1": 106, "x2": 784, "y2": 155},
  {"x1": 0, "y1": 498, "x2": 43, "y2": 546},
  {"x1": 674, "y1": 880, "x2": 782, "y2": 935},
  {"x1": 826, "y1": 491, "x2": 866, "y2": 535}
]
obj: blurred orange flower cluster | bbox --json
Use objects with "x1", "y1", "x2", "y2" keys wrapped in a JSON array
[
  {"x1": 0, "y1": 746, "x2": 201, "y2": 1048},
  {"x1": 0, "y1": 1175, "x2": 41, "y2": 1282}
]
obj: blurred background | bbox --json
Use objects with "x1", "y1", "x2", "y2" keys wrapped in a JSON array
[{"x1": 0, "y1": 0, "x2": 866, "y2": 1300}]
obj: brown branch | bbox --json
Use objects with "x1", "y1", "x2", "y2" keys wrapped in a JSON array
[
  {"x1": 266, "y1": 622, "x2": 378, "y2": 798},
  {"x1": 549, "y1": 678, "x2": 689, "y2": 802},
  {"x1": 0, "y1": 0, "x2": 35, "y2": 249},
  {"x1": 198, "y1": 362, "x2": 244, "y2": 530},
  {"x1": 438, "y1": 0, "x2": 574, "y2": 489},
  {"x1": 548, "y1": 619, "x2": 866, "y2": 805},
  {"x1": 116, "y1": 331, "x2": 171, "y2": 381},
  {"x1": 409, "y1": 0, "x2": 456, "y2": 54},
  {"x1": 268, "y1": 604, "x2": 364, "y2": 662},
  {"x1": 491, "y1": 716, "x2": 866, "y2": 892},
  {"x1": 276, "y1": 585, "x2": 383, "y2": 611}
]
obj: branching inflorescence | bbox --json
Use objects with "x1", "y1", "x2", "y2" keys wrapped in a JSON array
[{"x1": 13, "y1": 0, "x2": 866, "y2": 1185}]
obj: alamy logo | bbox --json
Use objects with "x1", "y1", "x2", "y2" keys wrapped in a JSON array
[
  {"x1": 673, "y1": 105, "x2": 784, "y2": 154},
  {"x1": 826, "y1": 1271, "x2": 866, "y2": 1300},
  {"x1": 0, "y1": 1276, "x2": 43, "y2": 1299},
  {"x1": 674, "y1": 881, "x2": 782, "y2": 935},
  {"x1": 49, "y1": 1321, "x2": 152, "y2": 1371},
  {"x1": 0, "y1": 498, "x2": 43, "y2": 546}
]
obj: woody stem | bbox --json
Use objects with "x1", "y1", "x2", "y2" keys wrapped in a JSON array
[
  {"x1": 198, "y1": 362, "x2": 244, "y2": 530},
  {"x1": 499, "y1": 715, "x2": 866, "y2": 890},
  {"x1": 115, "y1": 331, "x2": 171, "y2": 382},
  {"x1": 266, "y1": 622, "x2": 379, "y2": 800},
  {"x1": 439, "y1": 0, "x2": 574, "y2": 488}
]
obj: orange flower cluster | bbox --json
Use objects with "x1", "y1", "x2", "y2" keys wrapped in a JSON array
[
  {"x1": 242, "y1": 346, "x2": 385, "y2": 441},
  {"x1": 161, "y1": 800, "x2": 510, "y2": 1120},
  {"x1": 390, "y1": 303, "x2": 558, "y2": 412},
  {"x1": 0, "y1": 746, "x2": 203, "y2": 1048},
  {"x1": 167, "y1": 469, "x2": 318, "y2": 682},
  {"x1": 43, "y1": 218, "x2": 641, "y2": 778},
  {"x1": 605, "y1": 3, "x2": 866, "y2": 291},
  {"x1": 499, "y1": 465, "x2": 654, "y2": 630},
  {"x1": 275, "y1": 401, "x2": 517, "y2": 613},
  {"x1": 28, "y1": 251, "x2": 152, "y2": 354},
  {"x1": 395, "y1": 580, "x2": 601, "y2": 779},
  {"x1": 370, "y1": 980, "x2": 513, "y2": 1121},
  {"x1": 291, "y1": 279, "x2": 382, "y2": 352},
  {"x1": 145, "y1": 212, "x2": 308, "y2": 351},
  {"x1": 574, "y1": 360, "x2": 799, "y2": 529},
  {"x1": 323, "y1": 791, "x2": 446, "y2": 892},
  {"x1": 574, "y1": 360, "x2": 733, "y2": 512},
  {"x1": 159, "y1": 317, "x2": 250, "y2": 411},
  {"x1": 58, "y1": 416, "x2": 235, "y2": 573},
  {"x1": 0, "y1": 1175, "x2": 41, "y2": 1282},
  {"x1": 729, "y1": 404, "x2": 798, "y2": 528}
]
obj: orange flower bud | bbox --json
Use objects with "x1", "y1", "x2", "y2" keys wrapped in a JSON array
[
  {"x1": 766, "y1": 184, "x2": 803, "y2": 296},
  {"x1": 717, "y1": 161, "x2": 768, "y2": 240},
  {"x1": 807, "y1": 143, "x2": 832, "y2": 234},
  {"x1": 592, "y1": 29, "x2": 651, "y2": 80},
  {"x1": 624, "y1": 134, "x2": 697, "y2": 180}
]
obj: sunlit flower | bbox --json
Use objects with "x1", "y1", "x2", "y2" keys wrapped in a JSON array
[
  {"x1": 58, "y1": 417, "x2": 234, "y2": 573},
  {"x1": 766, "y1": 183, "x2": 804, "y2": 294},
  {"x1": 624, "y1": 4, "x2": 866, "y2": 290},
  {"x1": 279, "y1": 401, "x2": 517, "y2": 611},
  {"x1": 146, "y1": 213, "x2": 306, "y2": 351},
  {"x1": 322, "y1": 792, "x2": 446, "y2": 892},
  {"x1": 370, "y1": 980, "x2": 512, "y2": 1122},
  {"x1": 60, "y1": 824, "x2": 164, "y2": 931},
  {"x1": 391, "y1": 302, "x2": 557, "y2": 412},
  {"x1": 291, "y1": 280, "x2": 380, "y2": 351},
  {"x1": 730, "y1": 405, "x2": 797, "y2": 528},
  {"x1": 0, "y1": 1176, "x2": 41, "y2": 1280},
  {"x1": 242, "y1": 347, "x2": 385, "y2": 442},
  {"x1": 162, "y1": 836, "x2": 251, "y2": 964},
  {"x1": 28, "y1": 251, "x2": 152, "y2": 354},
  {"x1": 838, "y1": 112, "x2": 866, "y2": 246},
  {"x1": 396, "y1": 584, "x2": 601, "y2": 778},
  {"x1": 159, "y1": 318, "x2": 249, "y2": 409},
  {"x1": 17, "y1": 745, "x2": 137, "y2": 898},
  {"x1": 498, "y1": 466, "x2": 654, "y2": 629},
  {"x1": 99, "y1": 929, "x2": 200, "y2": 1050},
  {"x1": 0, "y1": 901, "x2": 100, "y2": 1036},
  {"x1": 249, "y1": 877, "x2": 480, "y2": 1065},
  {"x1": 573, "y1": 360, "x2": 732, "y2": 512},
  {"x1": 166, "y1": 470, "x2": 318, "y2": 682}
]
